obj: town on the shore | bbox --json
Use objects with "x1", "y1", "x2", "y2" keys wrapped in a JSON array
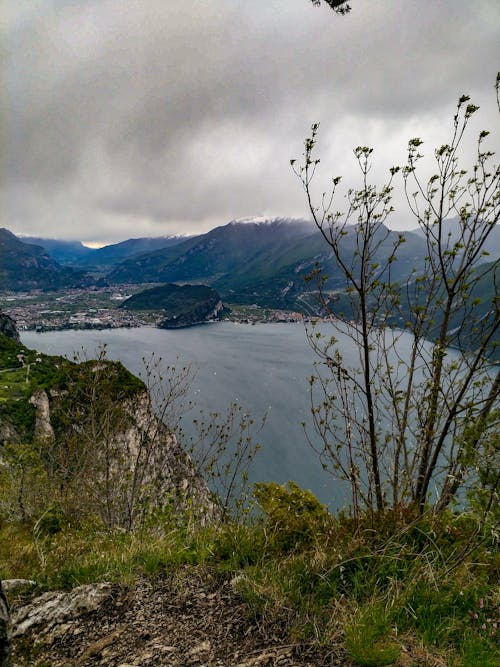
[{"x1": 0, "y1": 286, "x2": 306, "y2": 332}]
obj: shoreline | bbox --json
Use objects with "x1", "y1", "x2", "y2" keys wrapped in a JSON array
[{"x1": 19, "y1": 316, "x2": 310, "y2": 335}]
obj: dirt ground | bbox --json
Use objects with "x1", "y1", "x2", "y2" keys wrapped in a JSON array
[{"x1": 10, "y1": 567, "x2": 348, "y2": 667}]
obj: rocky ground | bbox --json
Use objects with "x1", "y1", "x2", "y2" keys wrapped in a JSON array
[{"x1": 7, "y1": 568, "x2": 347, "y2": 667}]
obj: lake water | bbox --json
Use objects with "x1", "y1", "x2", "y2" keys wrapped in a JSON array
[
  {"x1": 22, "y1": 322, "x2": 355, "y2": 507},
  {"x1": 21, "y1": 322, "x2": 490, "y2": 511}
]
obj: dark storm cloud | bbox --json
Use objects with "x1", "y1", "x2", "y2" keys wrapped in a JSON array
[{"x1": 2, "y1": 0, "x2": 499, "y2": 243}]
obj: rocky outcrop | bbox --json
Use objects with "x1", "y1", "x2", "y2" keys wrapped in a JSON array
[
  {"x1": 114, "y1": 390, "x2": 219, "y2": 526},
  {"x1": 12, "y1": 583, "x2": 113, "y2": 639},
  {"x1": 0, "y1": 333, "x2": 217, "y2": 529},
  {"x1": 29, "y1": 390, "x2": 55, "y2": 443},
  {"x1": 159, "y1": 299, "x2": 224, "y2": 329},
  {"x1": 0, "y1": 312, "x2": 19, "y2": 342},
  {"x1": 120, "y1": 283, "x2": 225, "y2": 329},
  {"x1": 27, "y1": 382, "x2": 217, "y2": 529}
]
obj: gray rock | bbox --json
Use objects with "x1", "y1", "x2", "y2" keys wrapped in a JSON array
[
  {"x1": 0, "y1": 581, "x2": 36, "y2": 595},
  {"x1": 12, "y1": 583, "x2": 113, "y2": 638},
  {"x1": 0, "y1": 312, "x2": 19, "y2": 342},
  {"x1": 29, "y1": 390, "x2": 55, "y2": 443}
]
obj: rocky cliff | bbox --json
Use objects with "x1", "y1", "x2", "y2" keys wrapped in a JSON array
[
  {"x1": 159, "y1": 298, "x2": 224, "y2": 329},
  {"x1": 0, "y1": 327, "x2": 217, "y2": 531},
  {"x1": 27, "y1": 381, "x2": 217, "y2": 528},
  {"x1": 0, "y1": 312, "x2": 19, "y2": 343}
]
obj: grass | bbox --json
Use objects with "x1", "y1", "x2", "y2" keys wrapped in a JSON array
[
  {"x1": 2, "y1": 484, "x2": 498, "y2": 667},
  {"x1": 344, "y1": 603, "x2": 400, "y2": 666}
]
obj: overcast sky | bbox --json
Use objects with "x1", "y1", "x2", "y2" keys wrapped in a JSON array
[{"x1": 2, "y1": 0, "x2": 499, "y2": 245}]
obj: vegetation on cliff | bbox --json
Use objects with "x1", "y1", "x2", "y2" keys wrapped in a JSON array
[{"x1": 0, "y1": 323, "x2": 498, "y2": 665}]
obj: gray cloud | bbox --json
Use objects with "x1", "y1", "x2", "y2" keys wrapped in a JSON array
[{"x1": 2, "y1": 0, "x2": 499, "y2": 244}]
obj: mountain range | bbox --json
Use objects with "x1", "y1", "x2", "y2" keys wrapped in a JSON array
[
  {"x1": 3, "y1": 218, "x2": 499, "y2": 315},
  {"x1": 21, "y1": 235, "x2": 187, "y2": 270}
]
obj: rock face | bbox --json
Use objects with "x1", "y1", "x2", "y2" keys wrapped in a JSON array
[
  {"x1": 27, "y1": 378, "x2": 217, "y2": 529},
  {"x1": 159, "y1": 298, "x2": 224, "y2": 329},
  {"x1": 0, "y1": 312, "x2": 19, "y2": 342},
  {"x1": 12, "y1": 584, "x2": 113, "y2": 639},
  {"x1": 29, "y1": 390, "x2": 55, "y2": 443}
]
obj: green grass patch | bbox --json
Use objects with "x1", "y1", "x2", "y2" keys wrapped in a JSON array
[{"x1": 344, "y1": 602, "x2": 401, "y2": 666}]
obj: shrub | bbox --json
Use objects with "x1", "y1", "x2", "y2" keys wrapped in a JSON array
[{"x1": 254, "y1": 481, "x2": 331, "y2": 552}]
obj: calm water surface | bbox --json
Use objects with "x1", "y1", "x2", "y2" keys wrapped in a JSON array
[{"x1": 22, "y1": 322, "x2": 351, "y2": 506}]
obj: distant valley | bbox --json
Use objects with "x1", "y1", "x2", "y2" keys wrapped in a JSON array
[
  {"x1": 2, "y1": 217, "x2": 431, "y2": 309},
  {"x1": 2, "y1": 218, "x2": 499, "y2": 352}
]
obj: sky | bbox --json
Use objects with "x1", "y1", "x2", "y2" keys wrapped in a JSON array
[{"x1": 2, "y1": 0, "x2": 499, "y2": 245}]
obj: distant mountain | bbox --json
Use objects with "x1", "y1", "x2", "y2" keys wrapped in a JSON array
[
  {"x1": 21, "y1": 235, "x2": 189, "y2": 270},
  {"x1": 0, "y1": 229, "x2": 92, "y2": 292},
  {"x1": 21, "y1": 237, "x2": 95, "y2": 265},
  {"x1": 77, "y1": 236, "x2": 189, "y2": 270},
  {"x1": 410, "y1": 218, "x2": 500, "y2": 261},
  {"x1": 106, "y1": 217, "x2": 427, "y2": 310},
  {"x1": 120, "y1": 283, "x2": 224, "y2": 329},
  {"x1": 107, "y1": 217, "x2": 314, "y2": 286},
  {"x1": 215, "y1": 225, "x2": 428, "y2": 307}
]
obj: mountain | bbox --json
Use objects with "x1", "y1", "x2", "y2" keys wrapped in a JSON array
[
  {"x1": 107, "y1": 218, "x2": 427, "y2": 310},
  {"x1": 21, "y1": 237, "x2": 95, "y2": 265},
  {"x1": 120, "y1": 283, "x2": 224, "y2": 328},
  {"x1": 215, "y1": 225, "x2": 428, "y2": 307},
  {"x1": 76, "y1": 236, "x2": 190, "y2": 270},
  {"x1": 21, "y1": 235, "x2": 189, "y2": 270},
  {"x1": 410, "y1": 218, "x2": 500, "y2": 261},
  {"x1": 106, "y1": 217, "x2": 314, "y2": 286},
  {"x1": 0, "y1": 229, "x2": 92, "y2": 292}
]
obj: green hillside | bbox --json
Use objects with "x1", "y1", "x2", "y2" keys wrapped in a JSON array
[
  {"x1": 0, "y1": 331, "x2": 143, "y2": 442},
  {"x1": 107, "y1": 219, "x2": 313, "y2": 286},
  {"x1": 106, "y1": 220, "x2": 428, "y2": 311},
  {"x1": 120, "y1": 283, "x2": 223, "y2": 328}
]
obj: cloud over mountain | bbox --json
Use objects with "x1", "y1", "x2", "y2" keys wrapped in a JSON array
[{"x1": 3, "y1": 0, "x2": 499, "y2": 243}]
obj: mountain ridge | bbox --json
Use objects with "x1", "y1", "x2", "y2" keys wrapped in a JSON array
[{"x1": 0, "y1": 229, "x2": 92, "y2": 292}]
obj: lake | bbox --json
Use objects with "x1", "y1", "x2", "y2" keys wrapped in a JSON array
[{"x1": 22, "y1": 323, "x2": 354, "y2": 506}]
